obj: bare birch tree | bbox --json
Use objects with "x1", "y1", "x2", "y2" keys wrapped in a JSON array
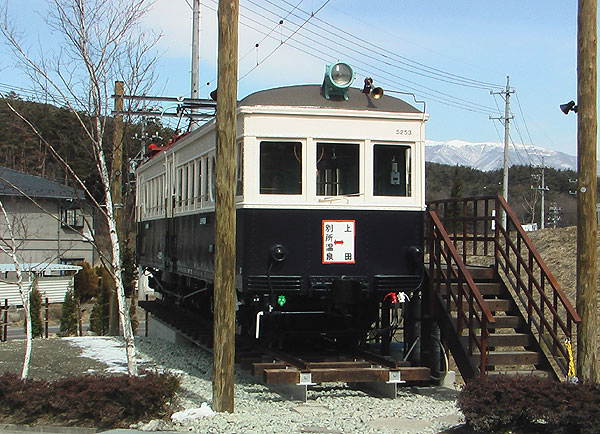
[
  {"x1": 0, "y1": 199, "x2": 37, "y2": 379},
  {"x1": 1, "y1": 0, "x2": 161, "y2": 375}
]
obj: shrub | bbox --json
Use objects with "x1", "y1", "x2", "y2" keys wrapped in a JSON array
[
  {"x1": 59, "y1": 289, "x2": 78, "y2": 336},
  {"x1": 458, "y1": 375, "x2": 600, "y2": 433},
  {"x1": 90, "y1": 266, "x2": 112, "y2": 335},
  {"x1": 73, "y1": 261, "x2": 99, "y2": 303},
  {"x1": 27, "y1": 286, "x2": 43, "y2": 338},
  {"x1": 121, "y1": 242, "x2": 136, "y2": 298},
  {"x1": 0, "y1": 371, "x2": 180, "y2": 428}
]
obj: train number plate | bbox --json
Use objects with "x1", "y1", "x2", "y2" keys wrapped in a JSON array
[{"x1": 322, "y1": 220, "x2": 356, "y2": 264}]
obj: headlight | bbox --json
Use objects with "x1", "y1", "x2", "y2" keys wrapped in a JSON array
[{"x1": 322, "y1": 62, "x2": 355, "y2": 100}]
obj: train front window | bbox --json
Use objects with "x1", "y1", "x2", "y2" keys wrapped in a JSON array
[
  {"x1": 373, "y1": 144, "x2": 411, "y2": 197},
  {"x1": 316, "y1": 143, "x2": 359, "y2": 196},
  {"x1": 260, "y1": 141, "x2": 302, "y2": 195}
]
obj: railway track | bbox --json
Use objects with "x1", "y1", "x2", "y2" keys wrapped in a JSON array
[{"x1": 139, "y1": 299, "x2": 431, "y2": 401}]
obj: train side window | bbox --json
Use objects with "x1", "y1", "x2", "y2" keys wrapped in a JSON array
[
  {"x1": 260, "y1": 141, "x2": 302, "y2": 195},
  {"x1": 203, "y1": 157, "x2": 209, "y2": 203},
  {"x1": 196, "y1": 158, "x2": 204, "y2": 206},
  {"x1": 209, "y1": 156, "x2": 216, "y2": 201},
  {"x1": 316, "y1": 143, "x2": 359, "y2": 196},
  {"x1": 183, "y1": 165, "x2": 189, "y2": 207},
  {"x1": 236, "y1": 142, "x2": 243, "y2": 196},
  {"x1": 373, "y1": 144, "x2": 411, "y2": 197},
  {"x1": 189, "y1": 162, "x2": 195, "y2": 207},
  {"x1": 177, "y1": 167, "x2": 183, "y2": 209}
]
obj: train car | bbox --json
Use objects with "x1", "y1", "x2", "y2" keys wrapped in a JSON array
[{"x1": 136, "y1": 63, "x2": 428, "y2": 348}]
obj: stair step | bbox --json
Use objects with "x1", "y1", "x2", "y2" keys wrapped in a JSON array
[
  {"x1": 475, "y1": 350, "x2": 541, "y2": 366},
  {"x1": 486, "y1": 333, "x2": 534, "y2": 347},
  {"x1": 486, "y1": 369, "x2": 551, "y2": 378},
  {"x1": 440, "y1": 282, "x2": 506, "y2": 296},
  {"x1": 451, "y1": 298, "x2": 513, "y2": 312},
  {"x1": 490, "y1": 315, "x2": 523, "y2": 329},
  {"x1": 460, "y1": 333, "x2": 534, "y2": 348},
  {"x1": 454, "y1": 315, "x2": 523, "y2": 330},
  {"x1": 465, "y1": 266, "x2": 496, "y2": 280},
  {"x1": 436, "y1": 264, "x2": 496, "y2": 281}
]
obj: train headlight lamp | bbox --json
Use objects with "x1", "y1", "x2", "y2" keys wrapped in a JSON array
[
  {"x1": 270, "y1": 244, "x2": 287, "y2": 262},
  {"x1": 322, "y1": 62, "x2": 355, "y2": 100}
]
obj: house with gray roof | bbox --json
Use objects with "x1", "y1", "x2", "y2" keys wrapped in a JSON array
[{"x1": 0, "y1": 167, "x2": 96, "y2": 305}]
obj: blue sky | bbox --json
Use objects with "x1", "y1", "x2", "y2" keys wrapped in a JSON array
[{"x1": 1, "y1": 1, "x2": 586, "y2": 158}]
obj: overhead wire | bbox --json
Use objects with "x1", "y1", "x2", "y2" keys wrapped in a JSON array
[
  {"x1": 242, "y1": 1, "x2": 501, "y2": 114},
  {"x1": 197, "y1": 0, "x2": 503, "y2": 116},
  {"x1": 238, "y1": 0, "x2": 332, "y2": 81},
  {"x1": 515, "y1": 92, "x2": 544, "y2": 167},
  {"x1": 237, "y1": 0, "x2": 305, "y2": 65},
  {"x1": 270, "y1": 0, "x2": 505, "y2": 90},
  {"x1": 238, "y1": 0, "x2": 502, "y2": 112}
]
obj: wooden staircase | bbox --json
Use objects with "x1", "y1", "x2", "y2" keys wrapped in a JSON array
[
  {"x1": 426, "y1": 196, "x2": 580, "y2": 380},
  {"x1": 448, "y1": 267, "x2": 550, "y2": 377}
]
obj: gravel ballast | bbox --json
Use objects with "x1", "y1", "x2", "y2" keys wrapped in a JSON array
[{"x1": 131, "y1": 337, "x2": 463, "y2": 434}]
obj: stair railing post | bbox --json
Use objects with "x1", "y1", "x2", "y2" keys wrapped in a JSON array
[
  {"x1": 480, "y1": 316, "x2": 488, "y2": 377},
  {"x1": 3, "y1": 299, "x2": 8, "y2": 342},
  {"x1": 462, "y1": 199, "x2": 467, "y2": 264},
  {"x1": 456, "y1": 275, "x2": 463, "y2": 336},
  {"x1": 44, "y1": 297, "x2": 49, "y2": 339},
  {"x1": 494, "y1": 197, "x2": 501, "y2": 275}
]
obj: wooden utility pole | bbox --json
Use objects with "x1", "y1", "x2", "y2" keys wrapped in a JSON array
[
  {"x1": 109, "y1": 80, "x2": 125, "y2": 336},
  {"x1": 490, "y1": 78, "x2": 514, "y2": 229},
  {"x1": 213, "y1": 0, "x2": 239, "y2": 413},
  {"x1": 576, "y1": 0, "x2": 598, "y2": 382},
  {"x1": 190, "y1": 0, "x2": 201, "y2": 131}
]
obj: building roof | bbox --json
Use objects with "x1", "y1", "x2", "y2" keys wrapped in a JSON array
[
  {"x1": 0, "y1": 263, "x2": 82, "y2": 272},
  {"x1": 0, "y1": 166, "x2": 82, "y2": 200},
  {"x1": 239, "y1": 85, "x2": 423, "y2": 113}
]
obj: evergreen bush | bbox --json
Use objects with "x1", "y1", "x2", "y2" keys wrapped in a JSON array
[
  {"x1": 27, "y1": 285, "x2": 43, "y2": 338},
  {"x1": 458, "y1": 375, "x2": 600, "y2": 433},
  {"x1": 0, "y1": 371, "x2": 180, "y2": 428},
  {"x1": 73, "y1": 261, "x2": 98, "y2": 303},
  {"x1": 89, "y1": 266, "x2": 112, "y2": 335},
  {"x1": 59, "y1": 289, "x2": 78, "y2": 336}
]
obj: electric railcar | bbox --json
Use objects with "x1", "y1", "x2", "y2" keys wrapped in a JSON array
[{"x1": 136, "y1": 63, "x2": 428, "y2": 346}]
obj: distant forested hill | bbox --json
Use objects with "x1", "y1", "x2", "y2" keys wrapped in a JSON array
[
  {"x1": 0, "y1": 95, "x2": 172, "y2": 202},
  {"x1": 425, "y1": 162, "x2": 595, "y2": 227}
]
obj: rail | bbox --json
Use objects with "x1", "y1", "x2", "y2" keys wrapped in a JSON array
[
  {"x1": 427, "y1": 209, "x2": 495, "y2": 376},
  {"x1": 427, "y1": 195, "x2": 581, "y2": 376}
]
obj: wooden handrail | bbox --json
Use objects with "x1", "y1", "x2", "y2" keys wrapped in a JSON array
[
  {"x1": 496, "y1": 195, "x2": 581, "y2": 323},
  {"x1": 428, "y1": 210, "x2": 494, "y2": 376},
  {"x1": 426, "y1": 195, "x2": 581, "y2": 377},
  {"x1": 429, "y1": 211, "x2": 496, "y2": 325}
]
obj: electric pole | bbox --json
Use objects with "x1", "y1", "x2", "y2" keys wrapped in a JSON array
[
  {"x1": 491, "y1": 76, "x2": 514, "y2": 228},
  {"x1": 109, "y1": 80, "x2": 124, "y2": 336},
  {"x1": 531, "y1": 159, "x2": 550, "y2": 229},
  {"x1": 576, "y1": 0, "x2": 598, "y2": 382},
  {"x1": 213, "y1": 0, "x2": 239, "y2": 413},
  {"x1": 548, "y1": 203, "x2": 562, "y2": 229},
  {"x1": 190, "y1": 0, "x2": 201, "y2": 131}
]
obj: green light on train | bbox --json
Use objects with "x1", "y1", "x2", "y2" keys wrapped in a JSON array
[{"x1": 277, "y1": 295, "x2": 287, "y2": 307}]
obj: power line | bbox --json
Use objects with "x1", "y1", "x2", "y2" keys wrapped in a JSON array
[
  {"x1": 238, "y1": 0, "x2": 332, "y2": 81},
  {"x1": 199, "y1": 0, "x2": 503, "y2": 115},
  {"x1": 270, "y1": 0, "x2": 505, "y2": 90}
]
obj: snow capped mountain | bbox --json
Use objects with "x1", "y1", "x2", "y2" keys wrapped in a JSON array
[{"x1": 425, "y1": 139, "x2": 580, "y2": 172}]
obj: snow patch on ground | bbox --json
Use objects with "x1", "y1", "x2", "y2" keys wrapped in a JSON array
[
  {"x1": 171, "y1": 404, "x2": 215, "y2": 423},
  {"x1": 64, "y1": 336, "x2": 130, "y2": 374}
]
